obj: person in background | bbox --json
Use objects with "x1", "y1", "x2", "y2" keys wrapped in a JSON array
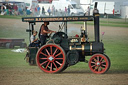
[
  {"x1": 30, "y1": 5, "x2": 35, "y2": 16},
  {"x1": 13, "y1": 4, "x2": 18, "y2": 15},
  {"x1": 6, "y1": 4, "x2": 9, "y2": 15},
  {"x1": 18, "y1": 6, "x2": 22, "y2": 15},
  {"x1": 47, "y1": 7, "x2": 51, "y2": 16},
  {"x1": 1, "y1": 4, "x2": 6, "y2": 15},
  {"x1": 8, "y1": 4, "x2": 12, "y2": 15},
  {"x1": 87, "y1": 6, "x2": 90, "y2": 16},
  {"x1": 42, "y1": 6, "x2": 45, "y2": 15},
  {"x1": 68, "y1": 5, "x2": 70, "y2": 16},
  {"x1": 113, "y1": 9, "x2": 115, "y2": 16},
  {"x1": 65, "y1": 7, "x2": 67, "y2": 16},
  {"x1": 52, "y1": 5, "x2": 55, "y2": 16},
  {"x1": 37, "y1": 5, "x2": 40, "y2": 16},
  {"x1": 35, "y1": 6, "x2": 38, "y2": 16},
  {"x1": 21, "y1": 5, "x2": 25, "y2": 15}
]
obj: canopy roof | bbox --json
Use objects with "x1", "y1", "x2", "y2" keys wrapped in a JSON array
[{"x1": 22, "y1": 16, "x2": 94, "y2": 23}]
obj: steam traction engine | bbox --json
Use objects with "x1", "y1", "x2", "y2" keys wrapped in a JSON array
[{"x1": 22, "y1": 2, "x2": 110, "y2": 74}]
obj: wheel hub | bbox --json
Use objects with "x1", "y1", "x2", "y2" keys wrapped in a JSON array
[
  {"x1": 48, "y1": 56, "x2": 54, "y2": 61},
  {"x1": 96, "y1": 62, "x2": 101, "y2": 66}
]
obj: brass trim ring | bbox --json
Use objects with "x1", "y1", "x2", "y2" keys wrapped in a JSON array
[{"x1": 90, "y1": 43, "x2": 92, "y2": 52}]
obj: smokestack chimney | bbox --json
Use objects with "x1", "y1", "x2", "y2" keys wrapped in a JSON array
[{"x1": 93, "y1": 2, "x2": 100, "y2": 42}]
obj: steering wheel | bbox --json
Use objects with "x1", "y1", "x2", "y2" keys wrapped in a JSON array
[{"x1": 52, "y1": 32, "x2": 68, "y2": 39}]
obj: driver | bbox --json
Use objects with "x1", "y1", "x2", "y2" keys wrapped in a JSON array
[{"x1": 39, "y1": 21, "x2": 56, "y2": 46}]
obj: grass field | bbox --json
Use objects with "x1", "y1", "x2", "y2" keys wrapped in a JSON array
[{"x1": 70, "y1": 19, "x2": 128, "y2": 28}]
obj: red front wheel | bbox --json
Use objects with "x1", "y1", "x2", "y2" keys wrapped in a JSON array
[
  {"x1": 88, "y1": 54, "x2": 110, "y2": 74},
  {"x1": 36, "y1": 44, "x2": 66, "y2": 73}
]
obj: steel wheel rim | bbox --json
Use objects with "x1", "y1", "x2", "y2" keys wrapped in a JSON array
[
  {"x1": 36, "y1": 44, "x2": 66, "y2": 73},
  {"x1": 89, "y1": 54, "x2": 109, "y2": 74}
]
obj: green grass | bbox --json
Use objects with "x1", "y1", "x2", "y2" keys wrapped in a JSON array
[
  {"x1": 70, "y1": 19, "x2": 128, "y2": 28},
  {"x1": 0, "y1": 49, "x2": 27, "y2": 67},
  {"x1": 0, "y1": 15, "x2": 32, "y2": 19},
  {"x1": 0, "y1": 15, "x2": 23, "y2": 19}
]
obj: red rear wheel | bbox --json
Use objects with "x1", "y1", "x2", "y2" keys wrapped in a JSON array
[
  {"x1": 88, "y1": 54, "x2": 110, "y2": 74},
  {"x1": 36, "y1": 44, "x2": 66, "y2": 73}
]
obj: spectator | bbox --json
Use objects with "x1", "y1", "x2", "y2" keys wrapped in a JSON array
[
  {"x1": 13, "y1": 4, "x2": 18, "y2": 15},
  {"x1": 26, "y1": 7, "x2": 31, "y2": 15},
  {"x1": 8, "y1": 4, "x2": 12, "y2": 15},
  {"x1": 87, "y1": 6, "x2": 90, "y2": 16},
  {"x1": 42, "y1": 6, "x2": 45, "y2": 15},
  {"x1": 1, "y1": 4, "x2": 6, "y2": 15},
  {"x1": 52, "y1": 5, "x2": 55, "y2": 16},
  {"x1": 113, "y1": 9, "x2": 115, "y2": 16},
  {"x1": 37, "y1": 5, "x2": 40, "y2": 16},
  {"x1": 35, "y1": 6, "x2": 38, "y2": 16},
  {"x1": 21, "y1": 5, "x2": 25, "y2": 15},
  {"x1": 6, "y1": 4, "x2": 9, "y2": 15},
  {"x1": 18, "y1": 6, "x2": 22, "y2": 15},
  {"x1": 65, "y1": 7, "x2": 67, "y2": 16},
  {"x1": 68, "y1": 5, "x2": 70, "y2": 16},
  {"x1": 30, "y1": 5, "x2": 35, "y2": 16},
  {"x1": 47, "y1": 7, "x2": 51, "y2": 16}
]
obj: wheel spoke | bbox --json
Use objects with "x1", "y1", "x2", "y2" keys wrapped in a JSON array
[
  {"x1": 94, "y1": 66, "x2": 98, "y2": 71},
  {"x1": 98, "y1": 67, "x2": 100, "y2": 72},
  {"x1": 53, "y1": 62, "x2": 57, "y2": 70},
  {"x1": 91, "y1": 64, "x2": 96, "y2": 68},
  {"x1": 40, "y1": 61, "x2": 48, "y2": 66},
  {"x1": 100, "y1": 66, "x2": 103, "y2": 71},
  {"x1": 50, "y1": 46, "x2": 52, "y2": 55},
  {"x1": 93, "y1": 58, "x2": 97, "y2": 62},
  {"x1": 91, "y1": 61, "x2": 96, "y2": 64},
  {"x1": 100, "y1": 57, "x2": 103, "y2": 62},
  {"x1": 101, "y1": 61, "x2": 106, "y2": 64},
  {"x1": 102, "y1": 64, "x2": 106, "y2": 67},
  {"x1": 97, "y1": 56, "x2": 100, "y2": 61},
  {"x1": 55, "y1": 52, "x2": 62, "y2": 57},
  {"x1": 53, "y1": 48, "x2": 58, "y2": 56},
  {"x1": 50, "y1": 63, "x2": 52, "y2": 71},
  {"x1": 45, "y1": 48, "x2": 50, "y2": 56},
  {"x1": 40, "y1": 52, "x2": 48, "y2": 57},
  {"x1": 40, "y1": 58, "x2": 47, "y2": 60},
  {"x1": 55, "y1": 58, "x2": 63, "y2": 60},
  {"x1": 45, "y1": 61, "x2": 50, "y2": 69},
  {"x1": 55, "y1": 61, "x2": 62, "y2": 66}
]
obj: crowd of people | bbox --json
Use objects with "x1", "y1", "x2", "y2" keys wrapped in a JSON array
[
  {"x1": 30, "y1": 5, "x2": 41, "y2": 16},
  {"x1": 45, "y1": 5, "x2": 71, "y2": 16},
  {"x1": 1, "y1": 3, "x2": 82, "y2": 17},
  {"x1": 0, "y1": 3, "x2": 71, "y2": 16},
  {"x1": 0, "y1": 3, "x2": 28, "y2": 16}
]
